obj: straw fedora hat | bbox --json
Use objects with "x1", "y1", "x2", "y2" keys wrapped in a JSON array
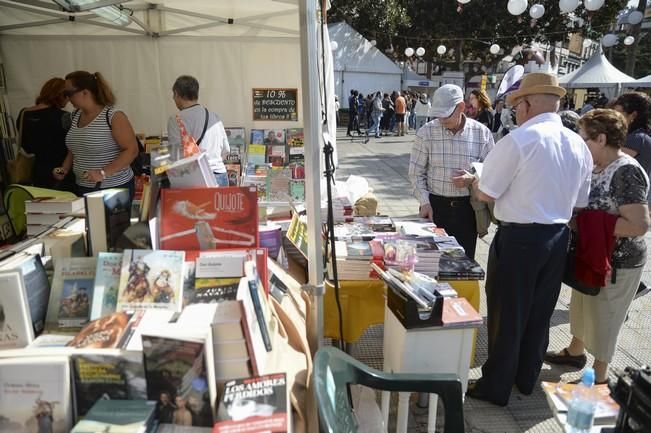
[{"x1": 506, "y1": 72, "x2": 566, "y2": 106}]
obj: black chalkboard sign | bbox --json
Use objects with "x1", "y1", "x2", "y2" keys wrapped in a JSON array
[{"x1": 252, "y1": 88, "x2": 298, "y2": 121}]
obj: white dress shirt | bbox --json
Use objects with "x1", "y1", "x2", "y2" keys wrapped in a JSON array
[{"x1": 479, "y1": 112, "x2": 593, "y2": 224}]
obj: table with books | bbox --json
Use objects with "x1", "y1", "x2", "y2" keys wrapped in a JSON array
[{"x1": 323, "y1": 218, "x2": 484, "y2": 364}]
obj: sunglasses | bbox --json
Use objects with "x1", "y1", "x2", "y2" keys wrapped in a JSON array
[{"x1": 63, "y1": 88, "x2": 82, "y2": 98}]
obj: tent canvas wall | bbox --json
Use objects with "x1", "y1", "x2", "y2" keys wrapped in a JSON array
[
  {"x1": 558, "y1": 49, "x2": 635, "y2": 99},
  {"x1": 328, "y1": 21, "x2": 401, "y2": 108}
]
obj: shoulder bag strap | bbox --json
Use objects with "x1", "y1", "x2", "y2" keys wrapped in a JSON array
[{"x1": 197, "y1": 107, "x2": 209, "y2": 145}]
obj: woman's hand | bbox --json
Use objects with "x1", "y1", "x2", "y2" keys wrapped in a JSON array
[
  {"x1": 52, "y1": 167, "x2": 66, "y2": 181},
  {"x1": 83, "y1": 169, "x2": 105, "y2": 183}
]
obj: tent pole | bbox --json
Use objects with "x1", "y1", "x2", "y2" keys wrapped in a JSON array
[{"x1": 298, "y1": 0, "x2": 324, "y2": 357}]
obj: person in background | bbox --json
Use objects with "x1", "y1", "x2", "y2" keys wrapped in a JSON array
[
  {"x1": 394, "y1": 91, "x2": 407, "y2": 136},
  {"x1": 414, "y1": 93, "x2": 431, "y2": 130},
  {"x1": 612, "y1": 91, "x2": 651, "y2": 299},
  {"x1": 470, "y1": 89, "x2": 494, "y2": 130},
  {"x1": 408, "y1": 92, "x2": 417, "y2": 131},
  {"x1": 559, "y1": 110, "x2": 581, "y2": 133},
  {"x1": 54, "y1": 71, "x2": 138, "y2": 199},
  {"x1": 365, "y1": 93, "x2": 373, "y2": 129},
  {"x1": 368, "y1": 92, "x2": 385, "y2": 140},
  {"x1": 491, "y1": 99, "x2": 504, "y2": 138},
  {"x1": 409, "y1": 84, "x2": 494, "y2": 260},
  {"x1": 346, "y1": 89, "x2": 359, "y2": 137},
  {"x1": 545, "y1": 109, "x2": 649, "y2": 385},
  {"x1": 470, "y1": 73, "x2": 593, "y2": 406},
  {"x1": 17, "y1": 77, "x2": 74, "y2": 192},
  {"x1": 389, "y1": 91, "x2": 398, "y2": 133},
  {"x1": 167, "y1": 75, "x2": 230, "y2": 186},
  {"x1": 334, "y1": 95, "x2": 340, "y2": 126},
  {"x1": 381, "y1": 93, "x2": 394, "y2": 136}
]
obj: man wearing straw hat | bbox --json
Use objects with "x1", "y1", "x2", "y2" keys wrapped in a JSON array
[{"x1": 468, "y1": 73, "x2": 593, "y2": 406}]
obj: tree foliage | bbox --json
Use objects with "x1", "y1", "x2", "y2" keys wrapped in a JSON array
[{"x1": 329, "y1": 0, "x2": 627, "y2": 71}]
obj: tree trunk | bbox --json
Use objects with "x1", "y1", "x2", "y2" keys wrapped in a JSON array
[
  {"x1": 456, "y1": 40, "x2": 464, "y2": 71},
  {"x1": 625, "y1": 0, "x2": 647, "y2": 77}
]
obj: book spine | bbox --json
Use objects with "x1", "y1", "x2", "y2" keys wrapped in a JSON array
[{"x1": 248, "y1": 277, "x2": 272, "y2": 352}]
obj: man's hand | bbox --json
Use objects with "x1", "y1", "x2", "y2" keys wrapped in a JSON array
[
  {"x1": 419, "y1": 203, "x2": 433, "y2": 220},
  {"x1": 451, "y1": 170, "x2": 475, "y2": 189}
]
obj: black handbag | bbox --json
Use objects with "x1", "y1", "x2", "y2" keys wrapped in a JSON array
[{"x1": 562, "y1": 231, "x2": 601, "y2": 296}]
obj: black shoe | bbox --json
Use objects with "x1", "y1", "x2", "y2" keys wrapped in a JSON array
[
  {"x1": 544, "y1": 348, "x2": 587, "y2": 369},
  {"x1": 466, "y1": 380, "x2": 508, "y2": 406},
  {"x1": 635, "y1": 281, "x2": 650, "y2": 300}
]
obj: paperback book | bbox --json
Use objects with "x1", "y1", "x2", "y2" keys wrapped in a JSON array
[
  {"x1": 70, "y1": 399, "x2": 157, "y2": 433},
  {"x1": 90, "y1": 252, "x2": 123, "y2": 320},
  {"x1": 160, "y1": 187, "x2": 259, "y2": 251},
  {"x1": 44, "y1": 257, "x2": 96, "y2": 334},
  {"x1": 117, "y1": 249, "x2": 185, "y2": 312},
  {"x1": 250, "y1": 129, "x2": 265, "y2": 145},
  {"x1": 84, "y1": 188, "x2": 131, "y2": 255},
  {"x1": 66, "y1": 311, "x2": 132, "y2": 349},
  {"x1": 266, "y1": 168, "x2": 292, "y2": 202},
  {"x1": 0, "y1": 270, "x2": 35, "y2": 349},
  {"x1": 166, "y1": 152, "x2": 217, "y2": 189},
  {"x1": 262, "y1": 129, "x2": 285, "y2": 146},
  {"x1": 214, "y1": 373, "x2": 289, "y2": 433},
  {"x1": 286, "y1": 128, "x2": 304, "y2": 164}
]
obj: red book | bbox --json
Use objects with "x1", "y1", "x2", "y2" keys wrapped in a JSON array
[{"x1": 160, "y1": 187, "x2": 259, "y2": 251}]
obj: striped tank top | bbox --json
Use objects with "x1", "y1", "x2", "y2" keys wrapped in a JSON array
[{"x1": 66, "y1": 106, "x2": 133, "y2": 188}]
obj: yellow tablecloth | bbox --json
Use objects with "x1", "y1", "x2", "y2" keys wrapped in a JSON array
[{"x1": 324, "y1": 279, "x2": 482, "y2": 361}]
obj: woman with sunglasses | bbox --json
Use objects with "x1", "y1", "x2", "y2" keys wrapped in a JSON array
[
  {"x1": 17, "y1": 77, "x2": 74, "y2": 191},
  {"x1": 53, "y1": 71, "x2": 139, "y2": 200}
]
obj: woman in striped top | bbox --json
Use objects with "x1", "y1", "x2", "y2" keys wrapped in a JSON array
[{"x1": 53, "y1": 71, "x2": 139, "y2": 199}]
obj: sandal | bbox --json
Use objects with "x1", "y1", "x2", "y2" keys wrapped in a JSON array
[{"x1": 544, "y1": 348, "x2": 587, "y2": 369}]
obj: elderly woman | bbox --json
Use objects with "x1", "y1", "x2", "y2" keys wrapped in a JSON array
[{"x1": 545, "y1": 109, "x2": 650, "y2": 384}]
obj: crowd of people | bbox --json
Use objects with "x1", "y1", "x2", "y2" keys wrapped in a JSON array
[{"x1": 407, "y1": 73, "x2": 651, "y2": 407}]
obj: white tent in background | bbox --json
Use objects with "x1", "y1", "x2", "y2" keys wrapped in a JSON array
[
  {"x1": 626, "y1": 75, "x2": 651, "y2": 88},
  {"x1": 328, "y1": 21, "x2": 401, "y2": 108},
  {"x1": 558, "y1": 49, "x2": 635, "y2": 98}
]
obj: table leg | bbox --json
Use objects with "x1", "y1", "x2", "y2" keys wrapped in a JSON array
[
  {"x1": 427, "y1": 394, "x2": 438, "y2": 433},
  {"x1": 396, "y1": 392, "x2": 410, "y2": 433}
]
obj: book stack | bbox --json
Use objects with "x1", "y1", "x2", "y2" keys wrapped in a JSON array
[
  {"x1": 353, "y1": 215, "x2": 395, "y2": 233},
  {"x1": 25, "y1": 197, "x2": 85, "y2": 236},
  {"x1": 437, "y1": 252, "x2": 485, "y2": 280},
  {"x1": 330, "y1": 239, "x2": 384, "y2": 280},
  {"x1": 322, "y1": 195, "x2": 354, "y2": 223},
  {"x1": 333, "y1": 222, "x2": 376, "y2": 242}
]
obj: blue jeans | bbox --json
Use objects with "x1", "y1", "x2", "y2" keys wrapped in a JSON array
[
  {"x1": 214, "y1": 172, "x2": 229, "y2": 186},
  {"x1": 369, "y1": 113, "x2": 382, "y2": 137}
]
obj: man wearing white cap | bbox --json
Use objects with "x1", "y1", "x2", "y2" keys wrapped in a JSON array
[
  {"x1": 408, "y1": 84, "x2": 494, "y2": 259},
  {"x1": 468, "y1": 73, "x2": 593, "y2": 406}
]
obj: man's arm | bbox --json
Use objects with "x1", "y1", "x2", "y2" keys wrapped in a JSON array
[{"x1": 408, "y1": 133, "x2": 433, "y2": 218}]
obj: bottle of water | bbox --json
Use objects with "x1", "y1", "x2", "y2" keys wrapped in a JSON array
[{"x1": 566, "y1": 368, "x2": 597, "y2": 433}]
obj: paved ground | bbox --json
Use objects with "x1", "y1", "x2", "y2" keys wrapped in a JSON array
[{"x1": 332, "y1": 127, "x2": 651, "y2": 433}]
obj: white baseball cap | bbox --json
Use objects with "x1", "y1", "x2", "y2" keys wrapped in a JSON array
[{"x1": 430, "y1": 84, "x2": 464, "y2": 118}]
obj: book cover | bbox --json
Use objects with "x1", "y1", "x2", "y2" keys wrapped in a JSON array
[
  {"x1": 193, "y1": 278, "x2": 241, "y2": 303},
  {"x1": 90, "y1": 252, "x2": 123, "y2": 320},
  {"x1": 71, "y1": 351, "x2": 148, "y2": 417},
  {"x1": 266, "y1": 168, "x2": 292, "y2": 202},
  {"x1": 225, "y1": 127, "x2": 246, "y2": 163},
  {"x1": 117, "y1": 249, "x2": 185, "y2": 312},
  {"x1": 1, "y1": 254, "x2": 50, "y2": 336},
  {"x1": 85, "y1": 188, "x2": 131, "y2": 255},
  {"x1": 437, "y1": 253, "x2": 485, "y2": 280},
  {"x1": 250, "y1": 129, "x2": 265, "y2": 145},
  {"x1": 240, "y1": 176, "x2": 267, "y2": 203},
  {"x1": 44, "y1": 257, "x2": 96, "y2": 334},
  {"x1": 167, "y1": 153, "x2": 217, "y2": 189},
  {"x1": 441, "y1": 297, "x2": 483, "y2": 328},
  {"x1": 267, "y1": 146, "x2": 286, "y2": 167},
  {"x1": 142, "y1": 335, "x2": 214, "y2": 427},
  {"x1": 541, "y1": 381, "x2": 619, "y2": 424},
  {"x1": 66, "y1": 311, "x2": 132, "y2": 349},
  {"x1": 333, "y1": 222, "x2": 376, "y2": 241},
  {"x1": 214, "y1": 373, "x2": 289, "y2": 433},
  {"x1": 225, "y1": 164, "x2": 240, "y2": 187},
  {"x1": 0, "y1": 270, "x2": 35, "y2": 349},
  {"x1": 290, "y1": 162, "x2": 305, "y2": 180},
  {"x1": 262, "y1": 130, "x2": 285, "y2": 146},
  {"x1": 286, "y1": 128, "x2": 304, "y2": 164},
  {"x1": 157, "y1": 424, "x2": 213, "y2": 433},
  {"x1": 71, "y1": 399, "x2": 156, "y2": 433},
  {"x1": 0, "y1": 356, "x2": 73, "y2": 433},
  {"x1": 285, "y1": 213, "x2": 308, "y2": 259},
  {"x1": 288, "y1": 180, "x2": 304, "y2": 202},
  {"x1": 247, "y1": 144, "x2": 266, "y2": 166},
  {"x1": 160, "y1": 187, "x2": 259, "y2": 251}
]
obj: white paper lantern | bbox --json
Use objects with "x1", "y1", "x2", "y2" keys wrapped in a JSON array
[
  {"x1": 437, "y1": 45, "x2": 447, "y2": 55},
  {"x1": 416, "y1": 47, "x2": 426, "y2": 57},
  {"x1": 458, "y1": 0, "x2": 471, "y2": 3},
  {"x1": 370, "y1": 40, "x2": 377, "y2": 46},
  {"x1": 582, "y1": 38, "x2": 593, "y2": 48},
  {"x1": 405, "y1": 47, "x2": 415, "y2": 57},
  {"x1": 507, "y1": 0, "x2": 527, "y2": 16},
  {"x1": 628, "y1": 11, "x2": 644, "y2": 25},
  {"x1": 529, "y1": 4, "x2": 545, "y2": 19},
  {"x1": 601, "y1": 34, "x2": 618, "y2": 48},
  {"x1": 559, "y1": 0, "x2": 580, "y2": 13},
  {"x1": 489, "y1": 44, "x2": 501, "y2": 55},
  {"x1": 624, "y1": 36, "x2": 635, "y2": 46},
  {"x1": 584, "y1": 0, "x2": 605, "y2": 11},
  {"x1": 330, "y1": 41, "x2": 338, "y2": 51}
]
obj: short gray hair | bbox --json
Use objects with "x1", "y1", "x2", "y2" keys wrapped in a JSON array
[{"x1": 173, "y1": 75, "x2": 199, "y2": 100}]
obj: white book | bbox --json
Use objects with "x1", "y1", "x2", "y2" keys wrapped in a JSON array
[
  {"x1": 166, "y1": 152, "x2": 217, "y2": 189},
  {"x1": 0, "y1": 356, "x2": 74, "y2": 433},
  {"x1": 26, "y1": 212, "x2": 67, "y2": 225},
  {"x1": 0, "y1": 270, "x2": 35, "y2": 349},
  {"x1": 25, "y1": 197, "x2": 84, "y2": 214}
]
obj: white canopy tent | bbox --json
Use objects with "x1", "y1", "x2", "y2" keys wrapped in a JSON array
[
  {"x1": 403, "y1": 68, "x2": 434, "y2": 91},
  {"x1": 558, "y1": 49, "x2": 635, "y2": 99},
  {"x1": 626, "y1": 74, "x2": 651, "y2": 88},
  {"x1": 0, "y1": 0, "x2": 335, "y2": 358},
  {"x1": 328, "y1": 21, "x2": 401, "y2": 108}
]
